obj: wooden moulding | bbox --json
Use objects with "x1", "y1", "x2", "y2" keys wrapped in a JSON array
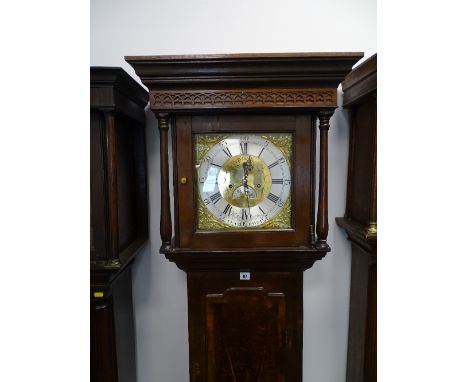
[
  {"x1": 341, "y1": 53, "x2": 377, "y2": 107},
  {"x1": 162, "y1": 247, "x2": 329, "y2": 272},
  {"x1": 90, "y1": 67, "x2": 148, "y2": 122},
  {"x1": 335, "y1": 217, "x2": 377, "y2": 255},
  {"x1": 125, "y1": 52, "x2": 363, "y2": 112}
]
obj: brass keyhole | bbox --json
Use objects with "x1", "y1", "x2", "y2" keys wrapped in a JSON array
[{"x1": 180, "y1": 177, "x2": 187, "y2": 184}]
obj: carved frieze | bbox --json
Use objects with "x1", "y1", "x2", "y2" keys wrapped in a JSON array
[{"x1": 150, "y1": 88, "x2": 336, "y2": 110}]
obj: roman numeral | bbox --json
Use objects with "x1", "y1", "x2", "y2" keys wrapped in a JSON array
[
  {"x1": 258, "y1": 205, "x2": 266, "y2": 214},
  {"x1": 272, "y1": 178, "x2": 284, "y2": 184},
  {"x1": 267, "y1": 193, "x2": 280, "y2": 204},
  {"x1": 210, "y1": 192, "x2": 221, "y2": 204},
  {"x1": 241, "y1": 209, "x2": 248, "y2": 220},
  {"x1": 222, "y1": 204, "x2": 232, "y2": 216},
  {"x1": 223, "y1": 147, "x2": 232, "y2": 158},
  {"x1": 258, "y1": 147, "x2": 265, "y2": 158},
  {"x1": 240, "y1": 142, "x2": 248, "y2": 155},
  {"x1": 268, "y1": 160, "x2": 279, "y2": 169},
  {"x1": 211, "y1": 163, "x2": 222, "y2": 168}
]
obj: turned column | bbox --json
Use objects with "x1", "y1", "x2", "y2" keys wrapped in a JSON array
[
  {"x1": 316, "y1": 110, "x2": 334, "y2": 249},
  {"x1": 310, "y1": 116, "x2": 317, "y2": 246},
  {"x1": 156, "y1": 113, "x2": 172, "y2": 252},
  {"x1": 104, "y1": 112, "x2": 120, "y2": 263}
]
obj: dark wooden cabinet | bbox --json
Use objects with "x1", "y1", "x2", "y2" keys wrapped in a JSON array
[
  {"x1": 337, "y1": 53, "x2": 377, "y2": 382},
  {"x1": 126, "y1": 53, "x2": 362, "y2": 381},
  {"x1": 90, "y1": 67, "x2": 149, "y2": 382}
]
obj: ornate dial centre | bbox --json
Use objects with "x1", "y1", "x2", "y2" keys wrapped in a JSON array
[{"x1": 218, "y1": 154, "x2": 272, "y2": 209}]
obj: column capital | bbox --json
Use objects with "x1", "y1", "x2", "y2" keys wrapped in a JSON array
[
  {"x1": 318, "y1": 110, "x2": 334, "y2": 129},
  {"x1": 156, "y1": 112, "x2": 170, "y2": 131}
]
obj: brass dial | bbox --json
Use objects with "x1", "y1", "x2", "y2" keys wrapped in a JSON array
[{"x1": 196, "y1": 134, "x2": 292, "y2": 229}]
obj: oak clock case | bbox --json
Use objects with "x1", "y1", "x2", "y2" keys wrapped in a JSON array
[
  {"x1": 126, "y1": 53, "x2": 362, "y2": 381},
  {"x1": 337, "y1": 54, "x2": 377, "y2": 382},
  {"x1": 90, "y1": 67, "x2": 148, "y2": 382}
]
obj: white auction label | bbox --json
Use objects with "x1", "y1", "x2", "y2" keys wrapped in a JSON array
[{"x1": 240, "y1": 272, "x2": 250, "y2": 280}]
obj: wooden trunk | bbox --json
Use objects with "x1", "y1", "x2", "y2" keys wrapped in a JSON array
[{"x1": 188, "y1": 271, "x2": 303, "y2": 381}]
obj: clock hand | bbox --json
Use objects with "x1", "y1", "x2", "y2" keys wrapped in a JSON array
[
  {"x1": 241, "y1": 158, "x2": 254, "y2": 216},
  {"x1": 242, "y1": 159, "x2": 249, "y2": 194},
  {"x1": 242, "y1": 157, "x2": 253, "y2": 177},
  {"x1": 241, "y1": 162, "x2": 251, "y2": 216},
  {"x1": 243, "y1": 177, "x2": 249, "y2": 201}
]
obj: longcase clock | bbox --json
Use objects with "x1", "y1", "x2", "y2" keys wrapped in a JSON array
[
  {"x1": 337, "y1": 53, "x2": 377, "y2": 382},
  {"x1": 126, "y1": 52, "x2": 362, "y2": 381},
  {"x1": 90, "y1": 67, "x2": 149, "y2": 382}
]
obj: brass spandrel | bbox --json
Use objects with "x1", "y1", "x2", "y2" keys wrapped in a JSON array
[
  {"x1": 195, "y1": 134, "x2": 227, "y2": 165},
  {"x1": 197, "y1": 193, "x2": 233, "y2": 230},
  {"x1": 260, "y1": 195, "x2": 292, "y2": 229},
  {"x1": 260, "y1": 134, "x2": 293, "y2": 167}
]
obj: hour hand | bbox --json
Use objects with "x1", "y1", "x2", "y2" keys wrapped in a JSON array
[
  {"x1": 242, "y1": 176, "x2": 248, "y2": 192},
  {"x1": 242, "y1": 166, "x2": 248, "y2": 193}
]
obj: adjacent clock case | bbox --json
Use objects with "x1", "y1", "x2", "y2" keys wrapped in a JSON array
[
  {"x1": 90, "y1": 67, "x2": 149, "y2": 382},
  {"x1": 337, "y1": 53, "x2": 377, "y2": 382}
]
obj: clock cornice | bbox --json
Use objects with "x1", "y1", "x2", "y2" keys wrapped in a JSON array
[
  {"x1": 90, "y1": 66, "x2": 148, "y2": 121},
  {"x1": 125, "y1": 52, "x2": 363, "y2": 112}
]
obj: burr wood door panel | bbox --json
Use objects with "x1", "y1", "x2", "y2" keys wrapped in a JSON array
[
  {"x1": 188, "y1": 272, "x2": 303, "y2": 382},
  {"x1": 206, "y1": 287, "x2": 286, "y2": 381}
]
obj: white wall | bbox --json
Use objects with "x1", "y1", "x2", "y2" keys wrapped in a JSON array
[{"x1": 91, "y1": 1, "x2": 376, "y2": 381}]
